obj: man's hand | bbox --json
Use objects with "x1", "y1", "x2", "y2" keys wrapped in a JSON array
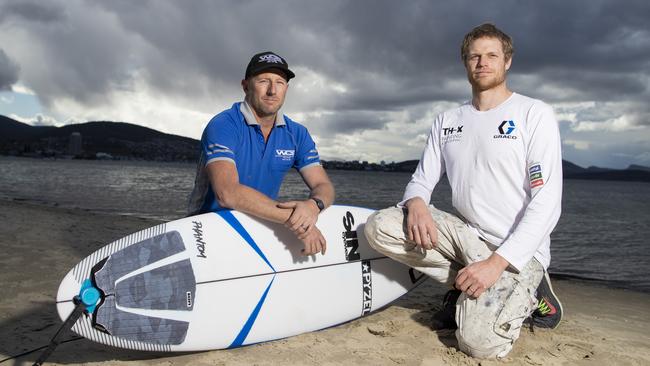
[
  {"x1": 405, "y1": 197, "x2": 438, "y2": 250},
  {"x1": 299, "y1": 225, "x2": 327, "y2": 255},
  {"x1": 277, "y1": 199, "x2": 326, "y2": 255},
  {"x1": 455, "y1": 253, "x2": 509, "y2": 299},
  {"x1": 277, "y1": 199, "x2": 320, "y2": 235}
]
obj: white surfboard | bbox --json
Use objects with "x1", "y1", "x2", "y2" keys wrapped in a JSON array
[{"x1": 56, "y1": 205, "x2": 426, "y2": 352}]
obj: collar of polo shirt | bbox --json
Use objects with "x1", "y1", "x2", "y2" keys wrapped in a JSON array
[{"x1": 240, "y1": 101, "x2": 286, "y2": 127}]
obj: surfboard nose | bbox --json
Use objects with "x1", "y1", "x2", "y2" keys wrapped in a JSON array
[{"x1": 56, "y1": 268, "x2": 82, "y2": 320}]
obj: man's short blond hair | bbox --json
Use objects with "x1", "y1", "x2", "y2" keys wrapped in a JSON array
[{"x1": 461, "y1": 23, "x2": 513, "y2": 62}]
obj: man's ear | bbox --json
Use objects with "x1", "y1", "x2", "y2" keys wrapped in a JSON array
[
  {"x1": 241, "y1": 79, "x2": 248, "y2": 93},
  {"x1": 505, "y1": 56, "x2": 512, "y2": 71}
]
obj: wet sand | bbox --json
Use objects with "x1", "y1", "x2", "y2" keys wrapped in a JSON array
[{"x1": 1, "y1": 199, "x2": 649, "y2": 365}]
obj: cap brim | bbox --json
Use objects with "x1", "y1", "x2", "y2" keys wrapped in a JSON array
[{"x1": 248, "y1": 66, "x2": 295, "y2": 81}]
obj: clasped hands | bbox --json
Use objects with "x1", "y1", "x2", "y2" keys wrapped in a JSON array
[{"x1": 277, "y1": 199, "x2": 326, "y2": 256}]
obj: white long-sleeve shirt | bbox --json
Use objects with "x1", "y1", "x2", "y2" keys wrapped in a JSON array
[{"x1": 403, "y1": 93, "x2": 562, "y2": 271}]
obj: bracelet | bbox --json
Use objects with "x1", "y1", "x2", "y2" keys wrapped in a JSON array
[{"x1": 311, "y1": 197, "x2": 325, "y2": 212}]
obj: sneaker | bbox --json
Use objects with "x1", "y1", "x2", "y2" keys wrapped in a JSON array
[
  {"x1": 431, "y1": 289, "x2": 461, "y2": 330},
  {"x1": 531, "y1": 271, "x2": 563, "y2": 329}
]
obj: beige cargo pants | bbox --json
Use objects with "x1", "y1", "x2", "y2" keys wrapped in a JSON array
[{"x1": 364, "y1": 206, "x2": 544, "y2": 358}]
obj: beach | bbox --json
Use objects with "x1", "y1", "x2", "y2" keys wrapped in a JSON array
[{"x1": 1, "y1": 198, "x2": 649, "y2": 366}]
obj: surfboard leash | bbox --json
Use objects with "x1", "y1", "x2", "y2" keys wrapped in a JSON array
[
  {"x1": 0, "y1": 337, "x2": 83, "y2": 364},
  {"x1": 31, "y1": 297, "x2": 87, "y2": 366},
  {"x1": 0, "y1": 297, "x2": 86, "y2": 365},
  {"x1": 1, "y1": 267, "x2": 106, "y2": 364}
]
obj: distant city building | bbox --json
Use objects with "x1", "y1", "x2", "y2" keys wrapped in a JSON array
[
  {"x1": 68, "y1": 132, "x2": 82, "y2": 156},
  {"x1": 96, "y1": 152, "x2": 113, "y2": 160}
]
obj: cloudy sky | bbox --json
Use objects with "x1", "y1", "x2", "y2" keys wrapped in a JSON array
[{"x1": 0, "y1": 0, "x2": 648, "y2": 169}]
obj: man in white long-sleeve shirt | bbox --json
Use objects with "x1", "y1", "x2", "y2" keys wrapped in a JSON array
[{"x1": 365, "y1": 23, "x2": 563, "y2": 358}]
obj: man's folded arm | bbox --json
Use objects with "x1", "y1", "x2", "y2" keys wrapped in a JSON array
[{"x1": 206, "y1": 160, "x2": 292, "y2": 224}]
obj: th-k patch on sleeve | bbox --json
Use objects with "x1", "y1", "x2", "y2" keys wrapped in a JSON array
[{"x1": 528, "y1": 163, "x2": 544, "y2": 188}]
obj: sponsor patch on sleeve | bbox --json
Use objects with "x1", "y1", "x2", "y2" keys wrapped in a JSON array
[{"x1": 528, "y1": 163, "x2": 544, "y2": 188}]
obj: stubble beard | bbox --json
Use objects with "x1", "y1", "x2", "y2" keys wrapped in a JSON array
[
  {"x1": 469, "y1": 71, "x2": 507, "y2": 92},
  {"x1": 249, "y1": 97, "x2": 282, "y2": 119},
  {"x1": 258, "y1": 103, "x2": 280, "y2": 117}
]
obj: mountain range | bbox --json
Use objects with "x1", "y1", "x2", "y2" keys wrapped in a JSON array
[
  {"x1": 1, "y1": 115, "x2": 648, "y2": 182},
  {"x1": 0, "y1": 115, "x2": 198, "y2": 161}
]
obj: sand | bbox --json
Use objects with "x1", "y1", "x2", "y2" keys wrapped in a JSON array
[{"x1": 1, "y1": 198, "x2": 649, "y2": 365}]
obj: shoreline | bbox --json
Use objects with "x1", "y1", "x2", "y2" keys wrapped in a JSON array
[
  {"x1": 1, "y1": 199, "x2": 649, "y2": 365},
  {"x1": 3, "y1": 155, "x2": 650, "y2": 182}
]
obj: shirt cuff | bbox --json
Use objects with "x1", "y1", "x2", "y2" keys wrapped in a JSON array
[
  {"x1": 494, "y1": 244, "x2": 528, "y2": 273},
  {"x1": 398, "y1": 185, "x2": 432, "y2": 208},
  {"x1": 206, "y1": 156, "x2": 235, "y2": 166}
]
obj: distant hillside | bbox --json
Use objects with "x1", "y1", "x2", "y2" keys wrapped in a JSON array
[
  {"x1": 0, "y1": 115, "x2": 199, "y2": 161},
  {"x1": 1, "y1": 114, "x2": 649, "y2": 182},
  {"x1": 562, "y1": 160, "x2": 649, "y2": 182},
  {"x1": 561, "y1": 160, "x2": 587, "y2": 175},
  {"x1": 0, "y1": 115, "x2": 34, "y2": 140},
  {"x1": 394, "y1": 159, "x2": 420, "y2": 172},
  {"x1": 629, "y1": 164, "x2": 650, "y2": 172}
]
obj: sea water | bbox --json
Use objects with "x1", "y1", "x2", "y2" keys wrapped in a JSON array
[{"x1": 1, "y1": 156, "x2": 648, "y2": 293}]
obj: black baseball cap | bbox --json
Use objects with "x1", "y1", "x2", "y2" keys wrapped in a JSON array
[{"x1": 244, "y1": 51, "x2": 295, "y2": 81}]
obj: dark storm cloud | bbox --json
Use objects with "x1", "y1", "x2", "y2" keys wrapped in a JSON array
[
  {"x1": 0, "y1": 0, "x2": 65, "y2": 24},
  {"x1": 6, "y1": 0, "x2": 649, "y2": 108},
  {"x1": 510, "y1": 67, "x2": 649, "y2": 105},
  {"x1": 2, "y1": 0, "x2": 649, "y2": 151},
  {"x1": 317, "y1": 0, "x2": 650, "y2": 111},
  {"x1": 0, "y1": 0, "x2": 146, "y2": 106},
  {"x1": 0, "y1": 49, "x2": 19, "y2": 90},
  {"x1": 576, "y1": 101, "x2": 650, "y2": 127},
  {"x1": 306, "y1": 110, "x2": 389, "y2": 136}
]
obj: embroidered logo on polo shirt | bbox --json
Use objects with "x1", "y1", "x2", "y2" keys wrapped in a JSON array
[
  {"x1": 275, "y1": 149, "x2": 295, "y2": 161},
  {"x1": 494, "y1": 120, "x2": 517, "y2": 140}
]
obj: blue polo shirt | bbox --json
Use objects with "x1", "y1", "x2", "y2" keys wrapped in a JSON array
[{"x1": 188, "y1": 102, "x2": 321, "y2": 214}]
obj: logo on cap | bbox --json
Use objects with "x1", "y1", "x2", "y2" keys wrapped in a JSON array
[
  {"x1": 259, "y1": 54, "x2": 284, "y2": 64},
  {"x1": 246, "y1": 51, "x2": 295, "y2": 80}
]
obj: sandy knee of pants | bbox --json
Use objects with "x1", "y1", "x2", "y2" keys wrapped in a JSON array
[
  {"x1": 456, "y1": 333, "x2": 513, "y2": 359},
  {"x1": 364, "y1": 207, "x2": 411, "y2": 253},
  {"x1": 455, "y1": 289, "x2": 515, "y2": 358},
  {"x1": 455, "y1": 260, "x2": 544, "y2": 359}
]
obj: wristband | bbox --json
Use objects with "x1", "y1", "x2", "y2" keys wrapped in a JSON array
[{"x1": 311, "y1": 197, "x2": 325, "y2": 212}]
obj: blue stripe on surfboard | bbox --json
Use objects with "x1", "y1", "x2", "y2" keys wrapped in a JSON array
[
  {"x1": 229, "y1": 276, "x2": 275, "y2": 348},
  {"x1": 216, "y1": 210, "x2": 276, "y2": 272}
]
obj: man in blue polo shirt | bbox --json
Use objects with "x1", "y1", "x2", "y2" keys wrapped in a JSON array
[{"x1": 188, "y1": 51, "x2": 335, "y2": 256}]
